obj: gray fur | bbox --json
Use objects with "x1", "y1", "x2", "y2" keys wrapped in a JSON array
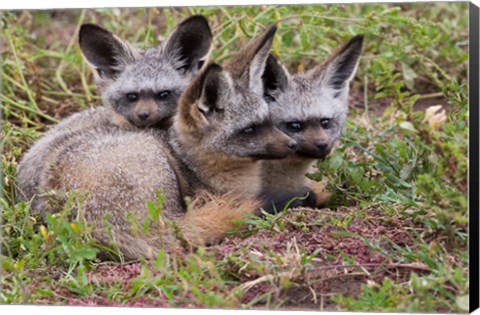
[
  {"x1": 261, "y1": 35, "x2": 364, "y2": 197},
  {"x1": 31, "y1": 126, "x2": 183, "y2": 260},
  {"x1": 16, "y1": 27, "x2": 296, "y2": 260},
  {"x1": 16, "y1": 16, "x2": 212, "y2": 203}
]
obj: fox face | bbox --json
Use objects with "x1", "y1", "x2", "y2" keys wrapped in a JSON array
[
  {"x1": 262, "y1": 35, "x2": 364, "y2": 159},
  {"x1": 79, "y1": 15, "x2": 212, "y2": 128},
  {"x1": 176, "y1": 26, "x2": 297, "y2": 160}
]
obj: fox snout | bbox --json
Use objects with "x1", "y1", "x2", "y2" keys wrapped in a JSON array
[
  {"x1": 131, "y1": 100, "x2": 172, "y2": 128},
  {"x1": 137, "y1": 111, "x2": 150, "y2": 121},
  {"x1": 288, "y1": 127, "x2": 332, "y2": 159},
  {"x1": 314, "y1": 140, "x2": 332, "y2": 158},
  {"x1": 133, "y1": 100, "x2": 158, "y2": 125},
  {"x1": 298, "y1": 138, "x2": 332, "y2": 159},
  {"x1": 263, "y1": 128, "x2": 298, "y2": 159},
  {"x1": 287, "y1": 141, "x2": 298, "y2": 150}
]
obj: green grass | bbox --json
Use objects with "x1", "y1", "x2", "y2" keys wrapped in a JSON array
[{"x1": 0, "y1": 3, "x2": 469, "y2": 311}]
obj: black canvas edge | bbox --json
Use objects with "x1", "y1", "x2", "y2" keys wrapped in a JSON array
[{"x1": 470, "y1": 1, "x2": 480, "y2": 313}]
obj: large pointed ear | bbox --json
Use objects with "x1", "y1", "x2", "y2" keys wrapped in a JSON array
[
  {"x1": 163, "y1": 15, "x2": 213, "y2": 75},
  {"x1": 308, "y1": 34, "x2": 364, "y2": 95},
  {"x1": 180, "y1": 63, "x2": 232, "y2": 125},
  {"x1": 262, "y1": 54, "x2": 289, "y2": 102},
  {"x1": 79, "y1": 23, "x2": 139, "y2": 81},
  {"x1": 225, "y1": 25, "x2": 277, "y2": 95}
]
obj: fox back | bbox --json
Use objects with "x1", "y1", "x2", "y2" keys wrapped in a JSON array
[{"x1": 16, "y1": 15, "x2": 212, "y2": 203}]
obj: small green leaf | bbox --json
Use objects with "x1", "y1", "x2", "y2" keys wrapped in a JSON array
[
  {"x1": 329, "y1": 153, "x2": 344, "y2": 170},
  {"x1": 401, "y1": 63, "x2": 418, "y2": 90},
  {"x1": 399, "y1": 121, "x2": 418, "y2": 134},
  {"x1": 146, "y1": 200, "x2": 158, "y2": 218},
  {"x1": 70, "y1": 247, "x2": 98, "y2": 261}
]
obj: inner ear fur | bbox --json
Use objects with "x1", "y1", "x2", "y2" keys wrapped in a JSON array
[
  {"x1": 79, "y1": 23, "x2": 138, "y2": 80},
  {"x1": 262, "y1": 54, "x2": 289, "y2": 100},
  {"x1": 179, "y1": 63, "x2": 228, "y2": 127},
  {"x1": 308, "y1": 34, "x2": 364, "y2": 90},
  {"x1": 163, "y1": 15, "x2": 213, "y2": 74},
  {"x1": 224, "y1": 25, "x2": 278, "y2": 95}
]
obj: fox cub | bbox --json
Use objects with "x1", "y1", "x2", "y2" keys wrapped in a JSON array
[
  {"x1": 18, "y1": 26, "x2": 298, "y2": 260},
  {"x1": 78, "y1": 15, "x2": 212, "y2": 129},
  {"x1": 261, "y1": 35, "x2": 364, "y2": 207},
  {"x1": 16, "y1": 15, "x2": 212, "y2": 203}
]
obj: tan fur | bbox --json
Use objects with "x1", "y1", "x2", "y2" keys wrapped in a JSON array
[
  {"x1": 17, "y1": 27, "x2": 290, "y2": 261},
  {"x1": 132, "y1": 99, "x2": 167, "y2": 127},
  {"x1": 171, "y1": 141, "x2": 262, "y2": 199},
  {"x1": 111, "y1": 110, "x2": 134, "y2": 129},
  {"x1": 181, "y1": 191, "x2": 262, "y2": 247},
  {"x1": 261, "y1": 157, "x2": 332, "y2": 208},
  {"x1": 309, "y1": 179, "x2": 331, "y2": 207}
]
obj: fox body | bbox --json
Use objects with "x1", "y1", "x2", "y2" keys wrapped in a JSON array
[
  {"x1": 18, "y1": 26, "x2": 298, "y2": 260},
  {"x1": 16, "y1": 15, "x2": 212, "y2": 203},
  {"x1": 261, "y1": 35, "x2": 364, "y2": 206}
]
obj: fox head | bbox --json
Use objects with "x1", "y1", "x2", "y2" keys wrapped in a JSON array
[
  {"x1": 79, "y1": 15, "x2": 212, "y2": 129},
  {"x1": 175, "y1": 26, "x2": 297, "y2": 160},
  {"x1": 262, "y1": 35, "x2": 364, "y2": 159}
]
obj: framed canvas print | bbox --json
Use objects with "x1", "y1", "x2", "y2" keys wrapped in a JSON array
[{"x1": 0, "y1": 0, "x2": 478, "y2": 314}]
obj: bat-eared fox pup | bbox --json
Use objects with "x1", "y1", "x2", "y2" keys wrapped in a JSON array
[
  {"x1": 261, "y1": 35, "x2": 364, "y2": 207},
  {"x1": 16, "y1": 15, "x2": 212, "y2": 203},
  {"x1": 17, "y1": 25, "x2": 300, "y2": 261}
]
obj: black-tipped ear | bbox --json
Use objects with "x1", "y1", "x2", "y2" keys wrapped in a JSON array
[
  {"x1": 262, "y1": 54, "x2": 289, "y2": 101},
  {"x1": 79, "y1": 23, "x2": 137, "y2": 80},
  {"x1": 225, "y1": 25, "x2": 277, "y2": 95},
  {"x1": 164, "y1": 15, "x2": 213, "y2": 74},
  {"x1": 247, "y1": 25, "x2": 278, "y2": 94},
  {"x1": 310, "y1": 34, "x2": 364, "y2": 91},
  {"x1": 181, "y1": 63, "x2": 227, "y2": 120},
  {"x1": 198, "y1": 63, "x2": 228, "y2": 117}
]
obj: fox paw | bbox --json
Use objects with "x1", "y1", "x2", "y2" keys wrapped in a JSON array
[{"x1": 309, "y1": 180, "x2": 332, "y2": 208}]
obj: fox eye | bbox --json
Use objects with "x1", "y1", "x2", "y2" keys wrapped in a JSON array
[
  {"x1": 242, "y1": 126, "x2": 256, "y2": 135},
  {"x1": 286, "y1": 122, "x2": 303, "y2": 132},
  {"x1": 156, "y1": 90, "x2": 171, "y2": 100},
  {"x1": 320, "y1": 118, "x2": 331, "y2": 129},
  {"x1": 126, "y1": 93, "x2": 139, "y2": 102}
]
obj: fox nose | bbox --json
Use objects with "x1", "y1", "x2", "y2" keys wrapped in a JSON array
[
  {"x1": 138, "y1": 112, "x2": 150, "y2": 121},
  {"x1": 316, "y1": 141, "x2": 328, "y2": 151},
  {"x1": 287, "y1": 141, "x2": 298, "y2": 151}
]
